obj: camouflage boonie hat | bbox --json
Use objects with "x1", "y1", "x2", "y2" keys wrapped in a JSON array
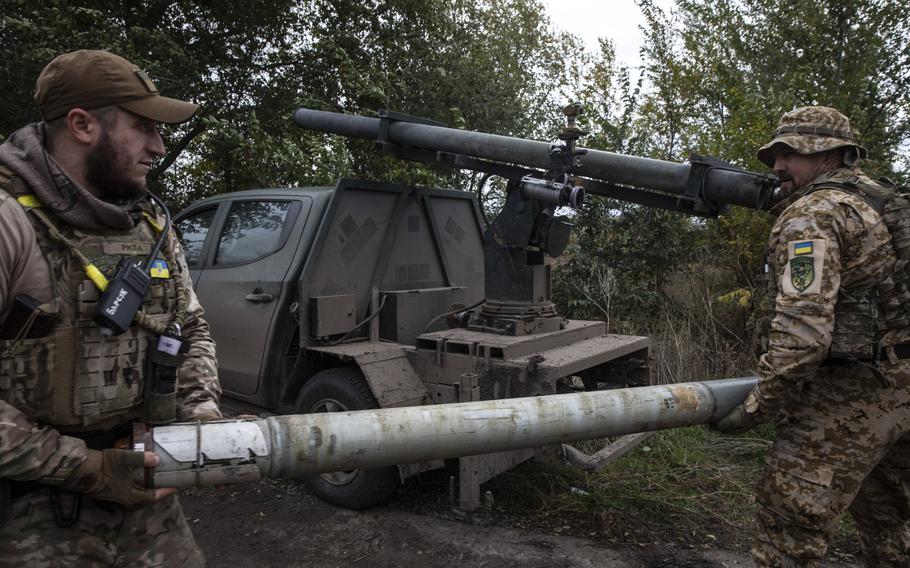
[{"x1": 757, "y1": 106, "x2": 867, "y2": 167}]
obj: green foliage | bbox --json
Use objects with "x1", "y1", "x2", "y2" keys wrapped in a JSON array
[
  {"x1": 552, "y1": 0, "x2": 910, "y2": 346},
  {"x1": 5, "y1": 0, "x2": 909, "y2": 359},
  {"x1": 2, "y1": 0, "x2": 306, "y2": 199},
  {"x1": 1, "y1": 0, "x2": 578, "y2": 203},
  {"x1": 666, "y1": 0, "x2": 910, "y2": 175},
  {"x1": 552, "y1": 203, "x2": 695, "y2": 333},
  {"x1": 486, "y1": 426, "x2": 774, "y2": 545}
]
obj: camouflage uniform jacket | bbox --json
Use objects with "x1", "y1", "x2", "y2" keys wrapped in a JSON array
[
  {"x1": 0, "y1": 168, "x2": 222, "y2": 484},
  {"x1": 749, "y1": 166, "x2": 897, "y2": 416}
]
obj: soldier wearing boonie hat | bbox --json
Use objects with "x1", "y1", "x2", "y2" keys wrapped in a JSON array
[
  {"x1": 713, "y1": 106, "x2": 910, "y2": 567},
  {"x1": 0, "y1": 50, "x2": 220, "y2": 567},
  {"x1": 756, "y1": 106, "x2": 867, "y2": 168}
]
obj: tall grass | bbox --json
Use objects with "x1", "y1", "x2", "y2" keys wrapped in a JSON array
[
  {"x1": 493, "y1": 261, "x2": 862, "y2": 557},
  {"x1": 487, "y1": 426, "x2": 771, "y2": 548},
  {"x1": 649, "y1": 265, "x2": 761, "y2": 384},
  {"x1": 464, "y1": 261, "x2": 774, "y2": 545}
]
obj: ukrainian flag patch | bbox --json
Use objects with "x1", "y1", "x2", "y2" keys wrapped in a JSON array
[
  {"x1": 149, "y1": 258, "x2": 170, "y2": 279},
  {"x1": 793, "y1": 241, "x2": 813, "y2": 256}
]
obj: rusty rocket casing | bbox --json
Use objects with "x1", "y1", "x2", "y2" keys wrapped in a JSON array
[{"x1": 143, "y1": 377, "x2": 757, "y2": 488}]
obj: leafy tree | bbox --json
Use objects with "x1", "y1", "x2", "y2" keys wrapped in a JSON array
[
  {"x1": 555, "y1": 0, "x2": 910, "y2": 342},
  {"x1": 1, "y1": 0, "x2": 306, "y2": 202},
  {"x1": 551, "y1": 37, "x2": 697, "y2": 331},
  {"x1": 661, "y1": 0, "x2": 910, "y2": 306},
  {"x1": 1, "y1": 0, "x2": 581, "y2": 207},
  {"x1": 666, "y1": 0, "x2": 910, "y2": 175}
]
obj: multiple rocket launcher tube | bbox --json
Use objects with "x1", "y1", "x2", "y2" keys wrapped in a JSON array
[{"x1": 145, "y1": 377, "x2": 757, "y2": 488}]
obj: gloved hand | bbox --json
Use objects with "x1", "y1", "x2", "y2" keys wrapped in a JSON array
[
  {"x1": 59, "y1": 449, "x2": 169, "y2": 508},
  {"x1": 710, "y1": 403, "x2": 757, "y2": 435}
]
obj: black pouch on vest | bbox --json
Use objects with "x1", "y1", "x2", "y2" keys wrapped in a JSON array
[
  {"x1": 144, "y1": 333, "x2": 186, "y2": 424},
  {"x1": 0, "y1": 295, "x2": 57, "y2": 340}
]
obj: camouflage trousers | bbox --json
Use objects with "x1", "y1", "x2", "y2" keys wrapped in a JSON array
[
  {"x1": 753, "y1": 361, "x2": 910, "y2": 567},
  {"x1": 0, "y1": 490, "x2": 204, "y2": 567}
]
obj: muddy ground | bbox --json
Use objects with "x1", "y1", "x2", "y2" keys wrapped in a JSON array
[{"x1": 180, "y1": 478, "x2": 861, "y2": 568}]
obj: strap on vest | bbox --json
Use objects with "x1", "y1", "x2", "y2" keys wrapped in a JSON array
[
  {"x1": 21, "y1": 203, "x2": 111, "y2": 291},
  {"x1": 142, "y1": 211, "x2": 164, "y2": 234},
  {"x1": 806, "y1": 176, "x2": 888, "y2": 214},
  {"x1": 16, "y1": 195, "x2": 42, "y2": 209},
  {"x1": 9, "y1": 192, "x2": 188, "y2": 335},
  {"x1": 9, "y1": 194, "x2": 165, "y2": 291}
]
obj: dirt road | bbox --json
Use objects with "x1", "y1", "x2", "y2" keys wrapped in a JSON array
[{"x1": 180, "y1": 481, "x2": 860, "y2": 568}]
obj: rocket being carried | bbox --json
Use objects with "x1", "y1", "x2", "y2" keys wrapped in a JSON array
[{"x1": 139, "y1": 377, "x2": 757, "y2": 488}]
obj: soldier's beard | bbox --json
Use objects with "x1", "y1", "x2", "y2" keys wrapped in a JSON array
[{"x1": 85, "y1": 131, "x2": 147, "y2": 201}]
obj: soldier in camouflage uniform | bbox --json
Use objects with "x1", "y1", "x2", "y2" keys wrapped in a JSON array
[
  {"x1": 713, "y1": 106, "x2": 910, "y2": 567},
  {"x1": 0, "y1": 50, "x2": 222, "y2": 566}
]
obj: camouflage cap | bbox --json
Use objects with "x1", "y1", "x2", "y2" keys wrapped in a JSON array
[
  {"x1": 34, "y1": 50, "x2": 198, "y2": 124},
  {"x1": 756, "y1": 106, "x2": 867, "y2": 167}
]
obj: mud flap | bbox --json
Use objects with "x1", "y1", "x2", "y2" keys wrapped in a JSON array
[
  {"x1": 353, "y1": 350, "x2": 445, "y2": 480},
  {"x1": 352, "y1": 349, "x2": 431, "y2": 408},
  {"x1": 307, "y1": 343, "x2": 440, "y2": 481}
]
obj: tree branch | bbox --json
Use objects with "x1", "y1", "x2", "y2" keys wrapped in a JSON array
[{"x1": 150, "y1": 122, "x2": 206, "y2": 181}]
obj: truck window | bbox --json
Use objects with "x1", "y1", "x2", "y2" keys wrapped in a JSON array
[
  {"x1": 215, "y1": 200, "x2": 300, "y2": 266},
  {"x1": 175, "y1": 208, "x2": 217, "y2": 268}
]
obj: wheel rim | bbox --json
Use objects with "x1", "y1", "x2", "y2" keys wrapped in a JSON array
[{"x1": 310, "y1": 397, "x2": 359, "y2": 485}]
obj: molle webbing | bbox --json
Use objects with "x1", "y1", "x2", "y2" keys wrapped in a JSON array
[
  {"x1": 25, "y1": 204, "x2": 110, "y2": 291},
  {"x1": 807, "y1": 177, "x2": 910, "y2": 341},
  {"x1": 0, "y1": 186, "x2": 184, "y2": 427},
  {"x1": 14, "y1": 194, "x2": 188, "y2": 334}
]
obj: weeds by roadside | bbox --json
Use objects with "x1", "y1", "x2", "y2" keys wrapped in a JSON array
[{"x1": 484, "y1": 426, "x2": 771, "y2": 550}]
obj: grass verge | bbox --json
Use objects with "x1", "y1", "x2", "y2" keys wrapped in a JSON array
[{"x1": 483, "y1": 426, "x2": 772, "y2": 549}]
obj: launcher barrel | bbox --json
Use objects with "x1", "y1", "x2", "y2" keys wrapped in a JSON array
[{"x1": 293, "y1": 108, "x2": 774, "y2": 212}]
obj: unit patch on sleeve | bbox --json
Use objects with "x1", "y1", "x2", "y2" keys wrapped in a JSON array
[
  {"x1": 790, "y1": 257, "x2": 814, "y2": 291},
  {"x1": 781, "y1": 239, "x2": 826, "y2": 296}
]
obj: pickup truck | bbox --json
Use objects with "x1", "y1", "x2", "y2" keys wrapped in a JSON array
[{"x1": 174, "y1": 178, "x2": 649, "y2": 511}]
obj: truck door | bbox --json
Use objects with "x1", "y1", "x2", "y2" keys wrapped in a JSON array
[
  {"x1": 173, "y1": 205, "x2": 220, "y2": 286},
  {"x1": 194, "y1": 198, "x2": 309, "y2": 396}
]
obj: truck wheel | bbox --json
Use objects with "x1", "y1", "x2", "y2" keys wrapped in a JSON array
[{"x1": 294, "y1": 367, "x2": 400, "y2": 509}]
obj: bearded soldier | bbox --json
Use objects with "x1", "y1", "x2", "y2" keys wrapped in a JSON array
[
  {"x1": 714, "y1": 106, "x2": 910, "y2": 566},
  {"x1": 0, "y1": 50, "x2": 222, "y2": 566}
]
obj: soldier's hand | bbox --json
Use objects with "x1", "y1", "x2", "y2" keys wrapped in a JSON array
[
  {"x1": 143, "y1": 452, "x2": 178, "y2": 500},
  {"x1": 60, "y1": 449, "x2": 175, "y2": 507},
  {"x1": 710, "y1": 403, "x2": 755, "y2": 435}
]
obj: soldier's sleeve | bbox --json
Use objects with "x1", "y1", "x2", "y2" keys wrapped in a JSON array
[
  {"x1": 0, "y1": 194, "x2": 89, "y2": 481},
  {"x1": 0, "y1": 193, "x2": 27, "y2": 322},
  {"x1": 0, "y1": 399, "x2": 88, "y2": 481},
  {"x1": 748, "y1": 196, "x2": 846, "y2": 417},
  {"x1": 169, "y1": 231, "x2": 223, "y2": 422}
]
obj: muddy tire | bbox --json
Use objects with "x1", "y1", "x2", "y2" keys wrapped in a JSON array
[{"x1": 294, "y1": 367, "x2": 400, "y2": 509}]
